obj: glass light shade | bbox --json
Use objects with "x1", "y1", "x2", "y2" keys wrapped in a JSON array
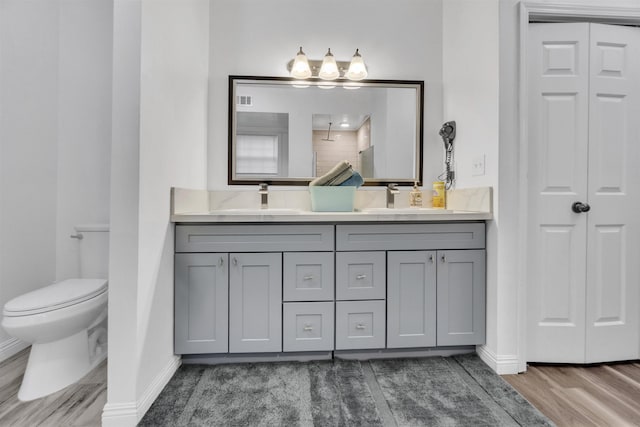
[
  {"x1": 345, "y1": 49, "x2": 368, "y2": 81},
  {"x1": 290, "y1": 47, "x2": 312, "y2": 79},
  {"x1": 318, "y1": 49, "x2": 340, "y2": 80}
]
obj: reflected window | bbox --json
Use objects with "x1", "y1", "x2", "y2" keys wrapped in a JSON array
[
  {"x1": 235, "y1": 111, "x2": 289, "y2": 177},
  {"x1": 236, "y1": 134, "x2": 279, "y2": 175}
]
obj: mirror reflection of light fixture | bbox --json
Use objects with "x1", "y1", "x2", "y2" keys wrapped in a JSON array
[
  {"x1": 345, "y1": 49, "x2": 368, "y2": 80},
  {"x1": 290, "y1": 47, "x2": 312, "y2": 79},
  {"x1": 287, "y1": 47, "x2": 368, "y2": 81}
]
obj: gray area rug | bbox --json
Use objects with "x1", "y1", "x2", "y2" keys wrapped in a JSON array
[{"x1": 140, "y1": 354, "x2": 553, "y2": 427}]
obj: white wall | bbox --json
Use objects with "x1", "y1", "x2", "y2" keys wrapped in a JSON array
[
  {"x1": 442, "y1": 0, "x2": 506, "y2": 370},
  {"x1": 209, "y1": 0, "x2": 443, "y2": 189},
  {"x1": 0, "y1": 1, "x2": 59, "y2": 357},
  {"x1": 56, "y1": 0, "x2": 112, "y2": 280},
  {"x1": 105, "y1": 0, "x2": 209, "y2": 425}
]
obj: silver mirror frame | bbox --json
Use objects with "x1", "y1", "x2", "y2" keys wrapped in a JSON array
[{"x1": 228, "y1": 75, "x2": 424, "y2": 186}]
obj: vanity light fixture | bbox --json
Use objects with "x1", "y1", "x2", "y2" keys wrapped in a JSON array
[{"x1": 287, "y1": 47, "x2": 368, "y2": 81}]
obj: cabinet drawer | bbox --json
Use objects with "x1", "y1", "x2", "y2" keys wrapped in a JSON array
[
  {"x1": 336, "y1": 223, "x2": 485, "y2": 251},
  {"x1": 283, "y1": 252, "x2": 334, "y2": 302},
  {"x1": 335, "y1": 300, "x2": 386, "y2": 350},
  {"x1": 176, "y1": 224, "x2": 334, "y2": 253},
  {"x1": 336, "y1": 252, "x2": 385, "y2": 300},
  {"x1": 283, "y1": 302, "x2": 334, "y2": 352}
]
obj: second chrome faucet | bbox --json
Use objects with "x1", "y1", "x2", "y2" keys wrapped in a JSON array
[{"x1": 387, "y1": 183, "x2": 400, "y2": 208}]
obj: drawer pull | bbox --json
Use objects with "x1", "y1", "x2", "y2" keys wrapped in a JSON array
[
  {"x1": 303, "y1": 324, "x2": 313, "y2": 331},
  {"x1": 303, "y1": 275, "x2": 314, "y2": 281},
  {"x1": 355, "y1": 323, "x2": 366, "y2": 330},
  {"x1": 355, "y1": 274, "x2": 367, "y2": 280}
]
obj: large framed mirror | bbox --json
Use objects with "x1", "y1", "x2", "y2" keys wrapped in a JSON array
[{"x1": 229, "y1": 76, "x2": 424, "y2": 186}]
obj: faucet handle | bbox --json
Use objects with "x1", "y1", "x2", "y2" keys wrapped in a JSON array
[
  {"x1": 388, "y1": 183, "x2": 399, "y2": 192},
  {"x1": 259, "y1": 183, "x2": 268, "y2": 193}
]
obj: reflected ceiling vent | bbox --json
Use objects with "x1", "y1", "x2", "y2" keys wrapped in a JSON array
[{"x1": 236, "y1": 95, "x2": 253, "y2": 106}]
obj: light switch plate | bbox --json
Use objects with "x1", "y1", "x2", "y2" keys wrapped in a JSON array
[{"x1": 472, "y1": 154, "x2": 485, "y2": 176}]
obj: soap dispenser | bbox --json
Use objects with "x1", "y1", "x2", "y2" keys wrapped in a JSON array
[{"x1": 409, "y1": 182, "x2": 423, "y2": 208}]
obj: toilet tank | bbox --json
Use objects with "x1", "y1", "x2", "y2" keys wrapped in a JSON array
[{"x1": 74, "y1": 224, "x2": 109, "y2": 279}]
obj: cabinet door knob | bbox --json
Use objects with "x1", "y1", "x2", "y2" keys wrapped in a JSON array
[
  {"x1": 572, "y1": 201, "x2": 591, "y2": 213},
  {"x1": 356, "y1": 274, "x2": 367, "y2": 280},
  {"x1": 429, "y1": 254, "x2": 434, "y2": 263},
  {"x1": 218, "y1": 257, "x2": 224, "y2": 267},
  {"x1": 303, "y1": 275, "x2": 314, "y2": 281},
  {"x1": 441, "y1": 254, "x2": 446, "y2": 263},
  {"x1": 355, "y1": 323, "x2": 366, "y2": 330},
  {"x1": 232, "y1": 257, "x2": 238, "y2": 266}
]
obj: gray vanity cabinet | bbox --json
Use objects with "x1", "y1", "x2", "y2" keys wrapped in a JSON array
[
  {"x1": 229, "y1": 252, "x2": 282, "y2": 353},
  {"x1": 175, "y1": 224, "x2": 334, "y2": 355},
  {"x1": 174, "y1": 222, "x2": 486, "y2": 358},
  {"x1": 337, "y1": 223, "x2": 486, "y2": 349},
  {"x1": 387, "y1": 251, "x2": 437, "y2": 348},
  {"x1": 436, "y1": 249, "x2": 486, "y2": 346},
  {"x1": 174, "y1": 253, "x2": 229, "y2": 354}
]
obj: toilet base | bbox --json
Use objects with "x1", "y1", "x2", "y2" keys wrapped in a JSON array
[{"x1": 18, "y1": 329, "x2": 106, "y2": 401}]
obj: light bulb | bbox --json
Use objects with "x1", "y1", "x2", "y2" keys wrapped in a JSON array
[
  {"x1": 318, "y1": 48, "x2": 340, "y2": 80},
  {"x1": 345, "y1": 49, "x2": 368, "y2": 81},
  {"x1": 290, "y1": 47, "x2": 311, "y2": 79}
]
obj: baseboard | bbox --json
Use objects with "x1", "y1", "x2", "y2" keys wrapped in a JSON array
[
  {"x1": 0, "y1": 338, "x2": 29, "y2": 363},
  {"x1": 476, "y1": 345, "x2": 520, "y2": 375},
  {"x1": 102, "y1": 355, "x2": 181, "y2": 427},
  {"x1": 136, "y1": 355, "x2": 181, "y2": 422}
]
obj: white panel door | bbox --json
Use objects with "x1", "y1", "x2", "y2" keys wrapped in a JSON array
[
  {"x1": 585, "y1": 23, "x2": 640, "y2": 363},
  {"x1": 528, "y1": 23, "x2": 640, "y2": 363},
  {"x1": 527, "y1": 23, "x2": 590, "y2": 363}
]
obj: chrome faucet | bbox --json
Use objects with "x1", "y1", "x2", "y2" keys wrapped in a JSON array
[
  {"x1": 387, "y1": 183, "x2": 400, "y2": 208},
  {"x1": 259, "y1": 183, "x2": 268, "y2": 209}
]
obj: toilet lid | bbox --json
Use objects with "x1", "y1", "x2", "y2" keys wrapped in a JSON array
[{"x1": 3, "y1": 279, "x2": 108, "y2": 316}]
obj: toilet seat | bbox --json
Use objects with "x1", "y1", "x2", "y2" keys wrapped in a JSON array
[{"x1": 3, "y1": 279, "x2": 108, "y2": 317}]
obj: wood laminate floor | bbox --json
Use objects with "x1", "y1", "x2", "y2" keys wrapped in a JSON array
[
  {"x1": 503, "y1": 361, "x2": 640, "y2": 427},
  {"x1": 0, "y1": 348, "x2": 106, "y2": 427}
]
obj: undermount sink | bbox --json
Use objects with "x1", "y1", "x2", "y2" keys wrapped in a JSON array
[
  {"x1": 359, "y1": 207, "x2": 452, "y2": 214},
  {"x1": 210, "y1": 208, "x2": 301, "y2": 215}
]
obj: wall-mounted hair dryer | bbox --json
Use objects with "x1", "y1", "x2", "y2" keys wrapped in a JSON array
[
  {"x1": 438, "y1": 121, "x2": 456, "y2": 190},
  {"x1": 439, "y1": 121, "x2": 456, "y2": 148}
]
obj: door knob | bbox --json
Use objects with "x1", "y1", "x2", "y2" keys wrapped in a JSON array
[{"x1": 571, "y1": 202, "x2": 591, "y2": 213}]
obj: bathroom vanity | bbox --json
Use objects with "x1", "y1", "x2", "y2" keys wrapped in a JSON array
[{"x1": 171, "y1": 187, "x2": 491, "y2": 362}]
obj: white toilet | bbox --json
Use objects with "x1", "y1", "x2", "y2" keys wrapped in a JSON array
[{"x1": 2, "y1": 224, "x2": 109, "y2": 401}]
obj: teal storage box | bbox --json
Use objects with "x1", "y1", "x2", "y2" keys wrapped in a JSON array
[{"x1": 309, "y1": 186, "x2": 356, "y2": 212}]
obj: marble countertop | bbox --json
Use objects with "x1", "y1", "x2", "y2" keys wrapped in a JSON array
[
  {"x1": 171, "y1": 210, "x2": 491, "y2": 223},
  {"x1": 170, "y1": 187, "x2": 493, "y2": 223}
]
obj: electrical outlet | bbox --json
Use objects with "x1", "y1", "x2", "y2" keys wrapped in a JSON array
[{"x1": 472, "y1": 154, "x2": 485, "y2": 176}]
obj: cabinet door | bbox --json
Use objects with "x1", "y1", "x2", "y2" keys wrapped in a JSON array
[
  {"x1": 229, "y1": 253, "x2": 282, "y2": 353},
  {"x1": 437, "y1": 250, "x2": 486, "y2": 346},
  {"x1": 387, "y1": 251, "x2": 436, "y2": 348},
  {"x1": 175, "y1": 253, "x2": 228, "y2": 354}
]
